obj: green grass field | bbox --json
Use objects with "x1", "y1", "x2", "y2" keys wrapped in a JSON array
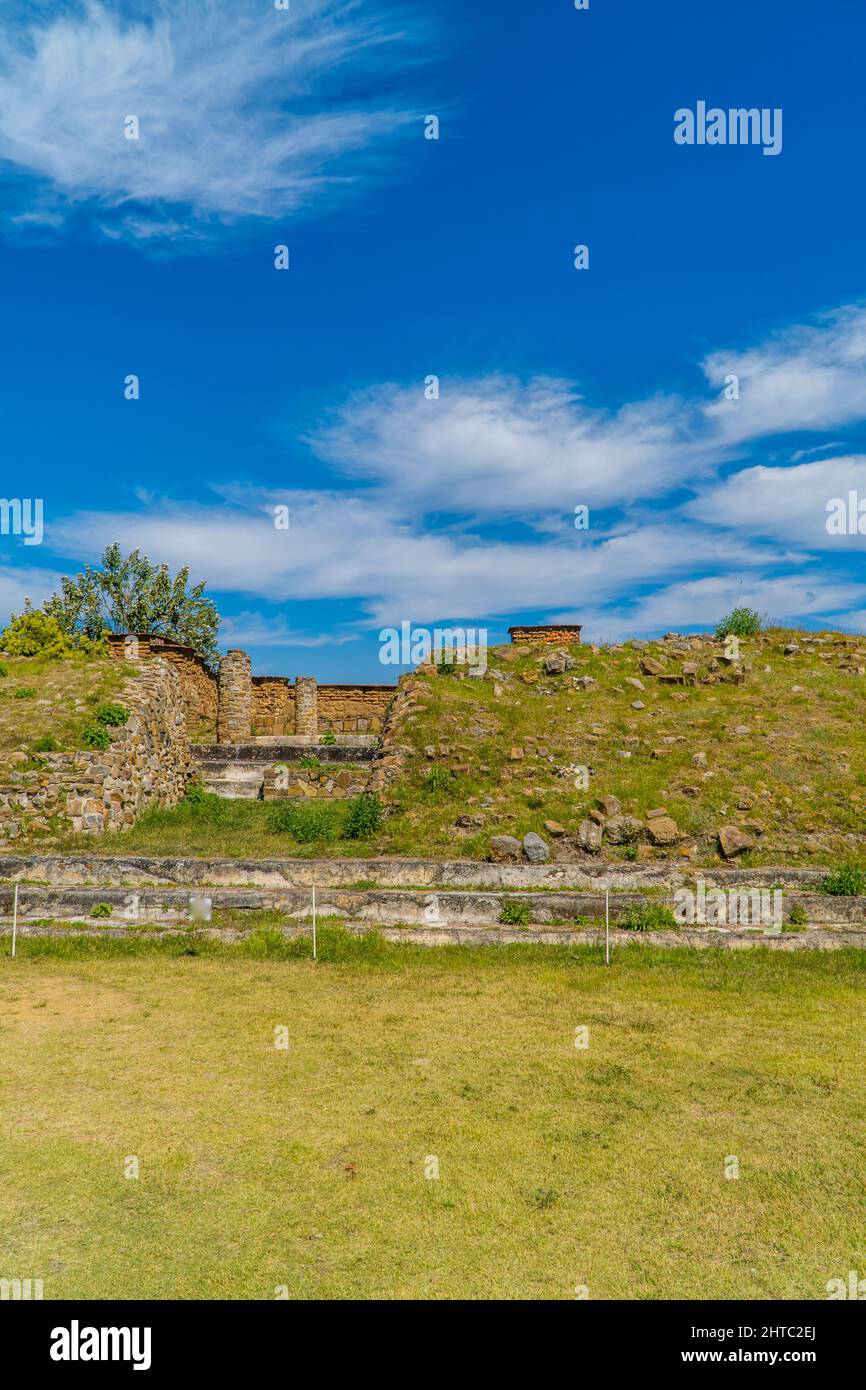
[{"x1": 2, "y1": 934, "x2": 864, "y2": 1300}]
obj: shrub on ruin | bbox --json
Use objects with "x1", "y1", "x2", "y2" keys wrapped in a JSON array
[
  {"x1": 95, "y1": 702, "x2": 129, "y2": 727},
  {"x1": 714, "y1": 607, "x2": 764, "y2": 639},
  {"x1": 343, "y1": 793, "x2": 382, "y2": 839},
  {"x1": 82, "y1": 725, "x2": 112, "y2": 750},
  {"x1": 499, "y1": 901, "x2": 531, "y2": 926},
  {"x1": 424, "y1": 766, "x2": 454, "y2": 793},
  {"x1": 618, "y1": 904, "x2": 678, "y2": 932},
  {"x1": 14, "y1": 687, "x2": 36, "y2": 699},
  {"x1": 819, "y1": 864, "x2": 866, "y2": 896},
  {"x1": 270, "y1": 801, "x2": 341, "y2": 842}
]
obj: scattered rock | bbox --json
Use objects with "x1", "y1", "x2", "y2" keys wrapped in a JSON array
[
  {"x1": 456, "y1": 814, "x2": 484, "y2": 829},
  {"x1": 488, "y1": 834, "x2": 523, "y2": 861},
  {"x1": 604, "y1": 815, "x2": 644, "y2": 844},
  {"x1": 599, "y1": 795, "x2": 622, "y2": 817},
  {"x1": 640, "y1": 657, "x2": 665, "y2": 676},
  {"x1": 625, "y1": 677, "x2": 645, "y2": 691},
  {"x1": 717, "y1": 825, "x2": 756, "y2": 859},
  {"x1": 543, "y1": 651, "x2": 574, "y2": 675},
  {"x1": 646, "y1": 815, "x2": 679, "y2": 846},
  {"x1": 523, "y1": 832, "x2": 550, "y2": 863},
  {"x1": 577, "y1": 819, "x2": 603, "y2": 853},
  {"x1": 509, "y1": 747, "x2": 524, "y2": 761},
  {"x1": 538, "y1": 821, "x2": 564, "y2": 839}
]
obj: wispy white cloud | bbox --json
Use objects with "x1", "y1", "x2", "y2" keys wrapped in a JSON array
[
  {"x1": 702, "y1": 305, "x2": 866, "y2": 442},
  {"x1": 0, "y1": 0, "x2": 424, "y2": 243},
  {"x1": 685, "y1": 455, "x2": 866, "y2": 547},
  {"x1": 311, "y1": 375, "x2": 705, "y2": 515},
  {"x1": 555, "y1": 573, "x2": 866, "y2": 644}
]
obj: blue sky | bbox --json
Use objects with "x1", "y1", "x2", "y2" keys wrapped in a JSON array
[{"x1": 1, "y1": 0, "x2": 865, "y2": 680}]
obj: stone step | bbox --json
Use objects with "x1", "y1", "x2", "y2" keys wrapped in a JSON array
[
  {"x1": 191, "y1": 743, "x2": 375, "y2": 764},
  {"x1": 0, "y1": 882, "x2": 863, "y2": 929},
  {"x1": 0, "y1": 852, "x2": 843, "y2": 893},
  {"x1": 7, "y1": 920, "x2": 863, "y2": 951}
]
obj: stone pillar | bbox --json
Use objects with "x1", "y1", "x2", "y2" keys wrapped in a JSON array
[
  {"x1": 294, "y1": 677, "x2": 318, "y2": 738},
  {"x1": 217, "y1": 649, "x2": 251, "y2": 744}
]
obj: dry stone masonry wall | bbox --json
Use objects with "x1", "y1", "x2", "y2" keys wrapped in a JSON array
[{"x1": 0, "y1": 657, "x2": 192, "y2": 841}]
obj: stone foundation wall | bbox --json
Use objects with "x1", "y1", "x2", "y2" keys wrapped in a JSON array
[
  {"x1": 251, "y1": 678, "x2": 295, "y2": 736},
  {"x1": 508, "y1": 624, "x2": 583, "y2": 645},
  {"x1": 108, "y1": 635, "x2": 395, "y2": 738},
  {"x1": 0, "y1": 657, "x2": 192, "y2": 841},
  {"x1": 262, "y1": 761, "x2": 369, "y2": 801},
  {"x1": 318, "y1": 685, "x2": 393, "y2": 734},
  {"x1": 107, "y1": 633, "x2": 218, "y2": 726}
]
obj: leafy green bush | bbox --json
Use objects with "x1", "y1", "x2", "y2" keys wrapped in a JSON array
[
  {"x1": 0, "y1": 662, "x2": 7, "y2": 677},
  {"x1": 95, "y1": 702, "x2": 129, "y2": 727},
  {"x1": 819, "y1": 865, "x2": 866, "y2": 896},
  {"x1": 715, "y1": 607, "x2": 763, "y2": 639},
  {"x1": 182, "y1": 781, "x2": 209, "y2": 804},
  {"x1": 82, "y1": 725, "x2": 112, "y2": 749},
  {"x1": 618, "y1": 904, "x2": 678, "y2": 932},
  {"x1": 177, "y1": 785, "x2": 228, "y2": 821},
  {"x1": 424, "y1": 766, "x2": 454, "y2": 793},
  {"x1": 299, "y1": 756, "x2": 321, "y2": 770},
  {"x1": 270, "y1": 800, "x2": 341, "y2": 842},
  {"x1": 787, "y1": 902, "x2": 809, "y2": 927},
  {"x1": 33, "y1": 735, "x2": 59, "y2": 752},
  {"x1": 320, "y1": 731, "x2": 337, "y2": 746},
  {"x1": 343, "y1": 793, "x2": 382, "y2": 839},
  {"x1": 90, "y1": 902, "x2": 113, "y2": 918},
  {"x1": 1, "y1": 610, "x2": 73, "y2": 658},
  {"x1": 14, "y1": 687, "x2": 36, "y2": 699},
  {"x1": 437, "y1": 659, "x2": 457, "y2": 676},
  {"x1": 499, "y1": 900, "x2": 531, "y2": 926}
]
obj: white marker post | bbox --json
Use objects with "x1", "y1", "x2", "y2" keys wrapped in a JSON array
[
  {"x1": 605, "y1": 887, "x2": 610, "y2": 966},
  {"x1": 12, "y1": 883, "x2": 18, "y2": 959},
  {"x1": 312, "y1": 883, "x2": 317, "y2": 961}
]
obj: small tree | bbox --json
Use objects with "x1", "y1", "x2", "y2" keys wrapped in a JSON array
[
  {"x1": 715, "y1": 607, "x2": 764, "y2": 640},
  {"x1": 36, "y1": 543, "x2": 220, "y2": 666}
]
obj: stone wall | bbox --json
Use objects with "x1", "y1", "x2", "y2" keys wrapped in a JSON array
[
  {"x1": 107, "y1": 633, "x2": 218, "y2": 728},
  {"x1": 318, "y1": 685, "x2": 393, "y2": 734},
  {"x1": 0, "y1": 657, "x2": 192, "y2": 841},
  {"x1": 508, "y1": 624, "x2": 583, "y2": 645},
  {"x1": 262, "y1": 761, "x2": 369, "y2": 801},
  {"x1": 251, "y1": 678, "x2": 295, "y2": 736},
  {"x1": 109, "y1": 634, "x2": 396, "y2": 738}
]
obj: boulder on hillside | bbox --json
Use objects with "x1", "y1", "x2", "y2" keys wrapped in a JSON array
[
  {"x1": 640, "y1": 656, "x2": 665, "y2": 676},
  {"x1": 646, "y1": 815, "x2": 680, "y2": 846},
  {"x1": 604, "y1": 815, "x2": 644, "y2": 844},
  {"x1": 523, "y1": 832, "x2": 550, "y2": 863},
  {"x1": 717, "y1": 825, "x2": 756, "y2": 859},
  {"x1": 599, "y1": 794, "x2": 622, "y2": 817},
  {"x1": 544, "y1": 650, "x2": 574, "y2": 675},
  {"x1": 577, "y1": 819, "x2": 603, "y2": 853},
  {"x1": 489, "y1": 834, "x2": 523, "y2": 862}
]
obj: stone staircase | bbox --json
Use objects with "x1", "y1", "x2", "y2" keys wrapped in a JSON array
[{"x1": 191, "y1": 740, "x2": 377, "y2": 800}]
